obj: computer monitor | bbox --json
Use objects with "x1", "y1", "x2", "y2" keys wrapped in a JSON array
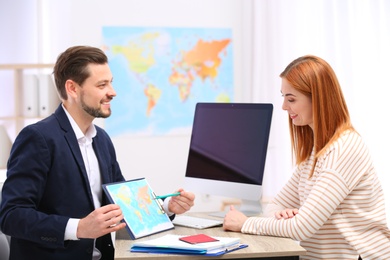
[{"x1": 183, "y1": 103, "x2": 273, "y2": 216}]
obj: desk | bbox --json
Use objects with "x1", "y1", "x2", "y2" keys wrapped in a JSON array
[{"x1": 114, "y1": 214, "x2": 306, "y2": 259}]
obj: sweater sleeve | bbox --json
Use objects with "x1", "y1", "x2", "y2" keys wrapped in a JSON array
[
  {"x1": 242, "y1": 132, "x2": 367, "y2": 241},
  {"x1": 262, "y1": 167, "x2": 301, "y2": 218},
  {"x1": 242, "y1": 169, "x2": 350, "y2": 240}
]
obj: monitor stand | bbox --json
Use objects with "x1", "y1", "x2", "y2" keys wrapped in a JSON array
[{"x1": 208, "y1": 199, "x2": 263, "y2": 218}]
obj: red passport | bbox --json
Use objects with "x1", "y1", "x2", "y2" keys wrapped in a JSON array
[{"x1": 179, "y1": 234, "x2": 219, "y2": 244}]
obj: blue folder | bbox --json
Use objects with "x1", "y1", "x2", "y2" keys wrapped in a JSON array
[{"x1": 131, "y1": 244, "x2": 248, "y2": 256}]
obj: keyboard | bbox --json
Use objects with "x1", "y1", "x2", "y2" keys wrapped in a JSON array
[{"x1": 172, "y1": 215, "x2": 223, "y2": 229}]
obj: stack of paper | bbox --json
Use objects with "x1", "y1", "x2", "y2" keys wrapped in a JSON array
[{"x1": 131, "y1": 234, "x2": 248, "y2": 256}]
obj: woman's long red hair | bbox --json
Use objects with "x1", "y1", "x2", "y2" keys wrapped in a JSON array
[{"x1": 280, "y1": 55, "x2": 353, "y2": 174}]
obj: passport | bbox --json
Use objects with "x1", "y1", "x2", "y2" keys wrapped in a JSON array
[{"x1": 179, "y1": 234, "x2": 219, "y2": 244}]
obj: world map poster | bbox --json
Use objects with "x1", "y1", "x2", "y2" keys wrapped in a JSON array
[
  {"x1": 103, "y1": 178, "x2": 174, "y2": 239},
  {"x1": 102, "y1": 27, "x2": 233, "y2": 137}
]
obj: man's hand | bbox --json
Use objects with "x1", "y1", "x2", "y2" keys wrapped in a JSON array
[
  {"x1": 223, "y1": 205, "x2": 248, "y2": 232},
  {"x1": 77, "y1": 204, "x2": 126, "y2": 239},
  {"x1": 275, "y1": 208, "x2": 299, "y2": 219},
  {"x1": 168, "y1": 188, "x2": 195, "y2": 214}
]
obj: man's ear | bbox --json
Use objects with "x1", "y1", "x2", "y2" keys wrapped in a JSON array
[{"x1": 65, "y1": 79, "x2": 78, "y2": 99}]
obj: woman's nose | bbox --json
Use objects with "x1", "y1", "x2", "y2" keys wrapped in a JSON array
[{"x1": 281, "y1": 100, "x2": 288, "y2": 111}]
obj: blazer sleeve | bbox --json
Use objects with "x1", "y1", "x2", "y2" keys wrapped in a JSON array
[{"x1": 0, "y1": 125, "x2": 69, "y2": 248}]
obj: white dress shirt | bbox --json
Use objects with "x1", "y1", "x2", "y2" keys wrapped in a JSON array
[{"x1": 62, "y1": 105, "x2": 102, "y2": 259}]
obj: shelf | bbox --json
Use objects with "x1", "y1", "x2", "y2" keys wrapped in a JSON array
[
  {"x1": 0, "y1": 64, "x2": 54, "y2": 70},
  {"x1": 0, "y1": 116, "x2": 45, "y2": 121},
  {"x1": 0, "y1": 64, "x2": 56, "y2": 136}
]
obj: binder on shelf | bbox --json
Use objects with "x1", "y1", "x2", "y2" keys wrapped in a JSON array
[
  {"x1": 38, "y1": 73, "x2": 60, "y2": 117},
  {"x1": 22, "y1": 74, "x2": 39, "y2": 118},
  {"x1": 130, "y1": 234, "x2": 248, "y2": 256}
]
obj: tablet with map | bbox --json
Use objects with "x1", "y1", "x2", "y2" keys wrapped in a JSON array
[{"x1": 103, "y1": 178, "x2": 174, "y2": 239}]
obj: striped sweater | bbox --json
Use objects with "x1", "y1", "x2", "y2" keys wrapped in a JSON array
[{"x1": 242, "y1": 130, "x2": 390, "y2": 259}]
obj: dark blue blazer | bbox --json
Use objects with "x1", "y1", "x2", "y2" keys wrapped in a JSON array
[{"x1": 0, "y1": 105, "x2": 125, "y2": 260}]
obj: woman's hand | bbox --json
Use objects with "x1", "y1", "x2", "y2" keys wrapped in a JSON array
[
  {"x1": 223, "y1": 205, "x2": 248, "y2": 232},
  {"x1": 275, "y1": 208, "x2": 299, "y2": 219}
]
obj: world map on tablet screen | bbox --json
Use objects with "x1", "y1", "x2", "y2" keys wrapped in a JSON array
[{"x1": 103, "y1": 178, "x2": 174, "y2": 239}]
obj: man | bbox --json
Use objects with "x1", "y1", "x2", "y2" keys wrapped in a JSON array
[{"x1": 0, "y1": 46, "x2": 195, "y2": 260}]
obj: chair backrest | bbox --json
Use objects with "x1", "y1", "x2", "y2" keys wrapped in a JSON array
[
  {"x1": 0, "y1": 232, "x2": 10, "y2": 260},
  {"x1": 0, "y1": 182, "x2": 10, "y2": 260}
]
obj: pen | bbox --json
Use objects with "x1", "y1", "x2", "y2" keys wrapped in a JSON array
[{"x1": 153, "y1": 192, "x2": 181, "y2": 200}]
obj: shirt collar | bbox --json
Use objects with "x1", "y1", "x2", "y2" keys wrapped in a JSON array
[{"x1": 61, "y1": 104, "x2": 97, "y2": 143}]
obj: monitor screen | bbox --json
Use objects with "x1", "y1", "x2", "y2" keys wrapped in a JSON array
[{"x1": 184, "y1": 103, "x2": 273, "y2": 215}]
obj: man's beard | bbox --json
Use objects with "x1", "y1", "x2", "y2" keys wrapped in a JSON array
[{"x1": 81, "y1": 94, "x2": 111, "y2": 118}]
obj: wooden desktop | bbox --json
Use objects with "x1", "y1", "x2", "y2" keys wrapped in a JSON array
[{"x1": 114, "y1": 213, "x2": 306, "y2": 260}]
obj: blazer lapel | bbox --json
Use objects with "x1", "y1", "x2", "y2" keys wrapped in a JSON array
[
  {"x1": 54, "y1": 105, "x2": 95, "y2": 208},
  {"x1": 92, "y1": 133, "x2": 112, "y2": 185}
]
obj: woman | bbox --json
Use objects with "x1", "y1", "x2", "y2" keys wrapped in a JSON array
[{"x1": 223, "y1": 55, "x2": 390, "y2": 259}]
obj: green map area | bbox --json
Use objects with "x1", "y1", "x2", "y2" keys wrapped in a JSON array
[
  {"x1": 104, "y1": 179, "x2": 173, "y2": 239},
  {"x1": 102, "y1": 27, "x2": 233, "y2": 136}
]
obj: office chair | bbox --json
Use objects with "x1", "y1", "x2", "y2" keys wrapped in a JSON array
[{"x1": 0, "y1": 185, "x2": 10, "y2": 260}]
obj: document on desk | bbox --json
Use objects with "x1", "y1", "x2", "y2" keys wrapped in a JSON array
[
  {"x1": 103, "y1": 178, "x2": 174, "y2": 239},
  {"x1": 130, "y1": 234, "x2": 248, "y2": 256}
]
